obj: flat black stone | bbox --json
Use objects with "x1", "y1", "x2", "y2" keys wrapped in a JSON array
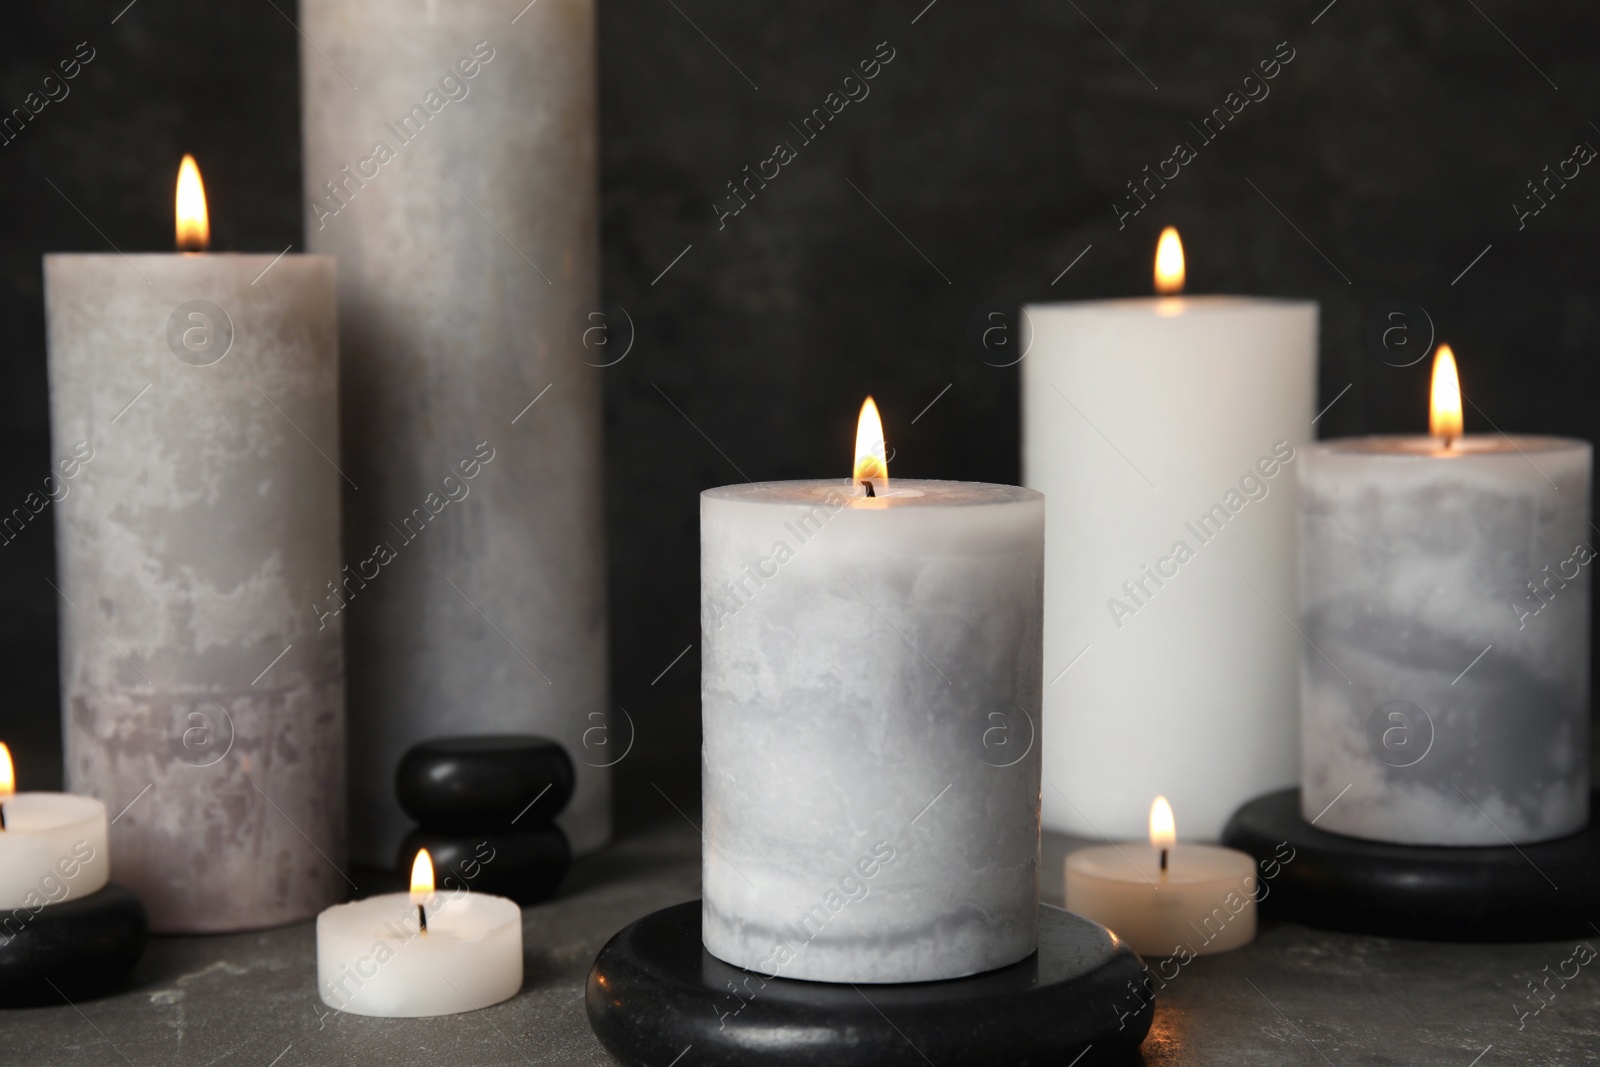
[
  {"x1": 0, "y1": 882, "x2": 148, "y2": 1005},
  {"x1": 1222, "y1": 788, "x2": 1600, "y2": 941},
  {"x1": 397, "y1": 825, "x2": 570, "y2": 905},
  {"x1": 396, "y1": 734, "x2": 574, "y2": 832},
  {"x1": 586, "y1": 901, "x2": 1151, "y2": 1066}
]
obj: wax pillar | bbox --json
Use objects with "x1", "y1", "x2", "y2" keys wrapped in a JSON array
[
  {"x1": 701, "y1": 480, "x2": 1043, "y2": 983},
  {"x1": 45, "y1": 253, "x2": 345, "y2": 932},
  {"x1": 300, "y1": 0, "x2": 608, "y2": 860},
  {"x1": 1022, "y1": 296, "x2": 1316, "y2": 840}
]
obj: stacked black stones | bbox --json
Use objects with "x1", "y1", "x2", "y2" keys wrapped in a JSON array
[{"x1": 395, "y1": 735, "x2": 574, "y2": 905}]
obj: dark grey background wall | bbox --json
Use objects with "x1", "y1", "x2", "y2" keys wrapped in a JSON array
[{"x1": 3, "y1": 2, "x2": 1597, "y2": 827}]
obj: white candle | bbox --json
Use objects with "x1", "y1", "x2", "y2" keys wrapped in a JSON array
[
  {"x1": 1300, "y1": 345, "x2": 1591, "y2": 845},
  {"x1": 0, "y1": 745, "x2": 109, "y2": 910},
  {"x1": 701, "y1": 400, "x2": 1043, "y2": 983},
  {"x1": 1022, "y1": 229, "x2": 1316, "y2": 841},
  {"x1": 317, "y1": 849, "x2": 522, "y2": 1017},
  {"x1": 1065, "y1": 797, "x2": 1256, "y2": 957},
  {"x1": 44, "y1": 156, "x2": 346, "y2": 933}
]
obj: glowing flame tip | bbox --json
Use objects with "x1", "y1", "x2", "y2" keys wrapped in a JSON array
[
  {"x1": 1429, "y1": 343, "x2": 1463, "y2": 445},
  {"x1": 1149, "y1": 795, "x2": 1176, "y2": 850},
  {"x1": 852, "y1": 396, "x2": 889, "y2": 491},
  {"x1": 1154, "y1": 227, "x2": 1184, "y2": 295},
  {"x1": 409, "y1": 848, "x2": 435, "y2": 900},
  {"x1": 175, "y1": 154, "x2": 210, "y2": 252}
]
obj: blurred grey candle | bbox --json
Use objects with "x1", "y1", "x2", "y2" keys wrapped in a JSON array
[
  {"x1": 44, "y1": 156, "x2": 346, "y2": 933},
  {"x1": 1300, "y1": 345, "x2": 1591, "y2": 845},
  {"x1": 700, "y1": 400, "x2": 1043, "y2": 983},
  {"x1": 300, "y1": 0, "x2": 608, "y2": 861}
]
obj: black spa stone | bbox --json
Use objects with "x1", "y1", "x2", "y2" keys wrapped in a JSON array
[
  {"x1": 397, "y1": 825, "x2": 570, "y2": 905},
  {"x1": 587, "y1": 901, "x2": 1151, "y2": 1066},
  {"x1": 1222, "y1": 788, "x2": 1600, "y2": 941},
  {"x1": 396, "y1": 734, "x2": 574, "y2": 831},
  {"x1": 0, "y1": 883, "x2": 148, "y2": 1006}
]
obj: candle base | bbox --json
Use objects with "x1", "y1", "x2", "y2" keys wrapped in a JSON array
[
  {"x1": 0, "y1": 883, "x2": 148, "y2": 1006},
  {"x1": 1223, "y1": 789, "x2": 1600, "y2": 940},
  {"x1": 586, "y1": 901, "x2": 1150, "y2": 1066}
]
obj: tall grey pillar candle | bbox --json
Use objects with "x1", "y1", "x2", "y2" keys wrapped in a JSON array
[
  {"x1": 44, "y1": 252, "x2": 345, "y2": 933},
  {"x1": 701, "y1": 479, "x2": 1043, "y2": 983},
  {"x1": 1300, "y1": 435, "x2": 1591, "y2": 845},
  {"x1": 301, "y1": 0, "x2": 608, "y2": 860}
]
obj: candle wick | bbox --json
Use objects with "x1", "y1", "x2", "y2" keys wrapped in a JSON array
[
  {"x1": 862, "y1": 480, "x2": 876, "y2": 498},
  {"x1": 417, "y1": 903, "x2": 427, "y2": 935},
  {"x1": 1159, "y1": 847, "x2": 1168, "y2": 874},
  {"x1": 0, "y1": 803, "x2": 6, "y2": 831}
]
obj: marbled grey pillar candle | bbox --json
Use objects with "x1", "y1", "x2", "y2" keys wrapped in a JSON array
[
  {"x1": 1300, "y1": 436, "x2": 1591, "y2": 845},
  {"x1": 45, "y1": 253, "x2": 345, "y2": 932},
  {"x1": 301, "y1": 0, "x2": 608, "y2": 860},
  {"x1": 702, "y1": 480, "x2": 1043, "y2": 983}
]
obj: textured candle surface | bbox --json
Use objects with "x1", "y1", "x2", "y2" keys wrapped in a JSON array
[
  {"x1": 45, "y1": 253, "x2": 345, "y2": 932},
  {"x1": 1300, "y1": 436, "x2": 1591, "y2": 845},
  {"x1": 701, "y1": 480, "x2": 1043, "y2": 983},
  {"x1": 301, "y1": 0, "x2": 608, "y2": 863},
  {"x1": 1023, "y1": 296, "x2": 1316, "y2": 841}
]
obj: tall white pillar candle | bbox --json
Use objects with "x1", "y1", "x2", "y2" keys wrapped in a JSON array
[
  {"x1": 701, "y1": 472, "x2": 1044, "y2": 983},
  {"x1": 44, "y1": 235, "x2": 345, "y2": 931},
  {"x1": 301, "y1": 0, "x2": 608, "y2": 862},
  {"x1": 1300, "y1": 349, "x2": 1590, "y2": 844},
  {"x1": 1023, "y1": 254, "x2": 1316, "y2": 840}
]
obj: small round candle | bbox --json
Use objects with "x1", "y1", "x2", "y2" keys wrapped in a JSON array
[
  {"x1": 1065, "y1": 797, "x2": 1257, "y2": 957},
  {"x1": 316, "y1": 849, "x2": 522, "y2": 1018},
  {"x1": 0, "y1": 744, "x2": 109, "y2": 910}
]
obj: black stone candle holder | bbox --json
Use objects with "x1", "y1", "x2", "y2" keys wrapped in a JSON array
[
  {"x1": 1223, "y1": 788, "x2": 1600, "y2": 940},
  {"x1": 0, "y1": 883, "x2": 148, "y2": 1005}
]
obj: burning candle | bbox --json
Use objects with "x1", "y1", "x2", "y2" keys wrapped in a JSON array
[
  {"x1": 700, "y1": 400, "x2": 1044, "y2": 983},
  {"x1": 44, "y1": 155, "x2": 346, "y2": 932},
  {"x1": 1300, "y1": 344, "x2": 1591, "y2": 845},
  {"x1": 0, "y1": 743, "x2": 109, "y2": 910},
  {"x1": 316, "y1": 848, "x2": 523, "y2": 1017},
  {"x1": 1065, "y1": 796, "x2": 1258, "y2": 957},
  {"x1": 1023, "y1": 228, "x2": 1317, "y2": 841}
]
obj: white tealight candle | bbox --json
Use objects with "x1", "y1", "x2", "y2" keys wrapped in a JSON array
[
  {"x1": 316, "y1": 849, "x2": 522, "y2": 1018},
  {"x1": 1300, "y1": 345, "x2": 1591, "y2": 845},
  {"x1": 1065, "y1": 797, "x2": 1257, "y2": 957},
  {"x1": 701, "y1": 400, "x2": 1044, "y2": 984},
  {"x1": 0, "y1": 743, "x2": 109, "y2": 910}
]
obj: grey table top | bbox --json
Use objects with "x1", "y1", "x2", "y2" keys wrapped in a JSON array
[{"x1": 4, "y1": 821, "x2": 1597, "y2": 1067}]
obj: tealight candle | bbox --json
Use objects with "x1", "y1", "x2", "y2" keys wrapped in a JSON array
[
  {"x1": 316, "y1": 849, "x2": 522, "y2": 1018},
  {"x1": 0, "y1": 743, "x2": 109, "y2": 910},
  {"x1": 1066, "y1": 797, "x2": 1257, "y2": 957}
]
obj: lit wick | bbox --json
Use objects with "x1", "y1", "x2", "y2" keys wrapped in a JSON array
[
  {"x1": 410, "y1": 848, "x2": 435, "y2": 938},
  {"x1": 418, "y1": 903, "x2": 428, "y2": 934},
  {"x1": 1429, "y1": 343, "x2": 1463, "y2": 452},
  {"x1": 0, "y1": 742, "x2": 13, "y2": 832},
  {"x1": 1150, "y1": 795, "x2": 1175, "y2": 884},
  {"x1": 862, "y1": 481, "x2": 876, "y2": 498}
]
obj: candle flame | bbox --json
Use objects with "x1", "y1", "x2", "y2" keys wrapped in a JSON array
[
  {"x1": 0, "y1": 743, "x2": 12, "y2": 798},
  {"x1": 175, "y1": 154, "x2": 210, "y2": 252},
  {"x1": 1429, "y1": 343, "x2": 1463, "y2": 446},
  {"x1": 1149, "y1": 795, "x2": 1176, "y2": 850},
  {"x1": 409, "y1": 848, "x2": 435, "y2": 901},
  {"x1": 1154, "y1": 227, "x2": 1184, "y2": 295},
  {"x1": 852, "y1": 396, "x2": 889, "y2": 492}
]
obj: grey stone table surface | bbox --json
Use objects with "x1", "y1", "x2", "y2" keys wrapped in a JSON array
[{"x1": 4, "y1": 820, "x2": 1598, "y2": 1067}]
